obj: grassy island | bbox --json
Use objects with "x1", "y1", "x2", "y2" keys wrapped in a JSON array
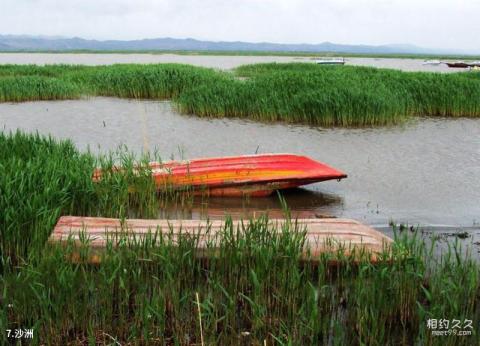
[{"x1": 1, "y1": 63, "x2": 480, "y2": 126}]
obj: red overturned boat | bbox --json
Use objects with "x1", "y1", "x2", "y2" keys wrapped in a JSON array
[
  {"x1": 446, "y1": 62, "x2": 471, "y2": 68},
  {"x1": 93, "y1": 154, "x2": 347, "y2": 197},
  {"x1": 446, "y1": 61, "x2": 480, "y2": 68}
]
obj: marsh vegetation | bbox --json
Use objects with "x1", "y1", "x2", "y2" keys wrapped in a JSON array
[{"x1": 0, "y1": 131, "x2": 479, "y2": 345}]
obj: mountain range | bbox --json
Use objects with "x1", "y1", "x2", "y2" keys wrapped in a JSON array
[{"x1": 0, "y1": 35, "x2": 471, "y2": 55}]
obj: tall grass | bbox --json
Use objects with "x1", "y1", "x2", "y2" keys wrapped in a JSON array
[
  {"x1": 0, "y1": 131, "x2": 188, "y2": 270},
  {"x1": 0, "y1": 132, "x2": 94, "y2": 268},
  {"x1": 66, "y1": 64, "x2": 231, "y2": 99},
  {"x1": 1, "y1": 63, "x2": 480, "y2": 126},
  {"x1": 177, "y1": 67, "x2": 409, "y2": 126},
  {"x1": 227, "y1": 64, "x2": 480, "y2": 122},
  {"x1": 0, "y1": 76, "x2": 80, "y2": 102},
  {"x1": 0, "y1": 131, "x2": 479, "y2": 344},
  {"x1": 0, "y1": 63, "x2": 230, "y2": 100},
  {"x1": 1, "y1": 219, "x2": 478, "y2": 345}
]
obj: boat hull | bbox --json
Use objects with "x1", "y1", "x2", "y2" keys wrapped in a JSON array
[
  {"x1": 447, "y1": 62, "x2": 470, "y2": 68},
  {"x1": 447, "y1": 62, "x2": 480, "y2": 68},
  {"x1": 94, "y1": 154, "x2": 347, "y2": 197},
  {"x1": 315, "y1": 61, "x2": 345, "y2": 65},
  {"x1": 50, "y1": 216, "x2": 393, "y2": 264}
]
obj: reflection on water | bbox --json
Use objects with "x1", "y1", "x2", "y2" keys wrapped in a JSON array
[
  {"x1": 1, "y1": 97, "x2": 479, "y2": 228},
  {"x1": 150, "y1": 189, "x2": 344, "y2": 220}
]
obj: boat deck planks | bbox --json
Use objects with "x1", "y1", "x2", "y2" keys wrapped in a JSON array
[{"x1": 49, "y1": 216, "x2": 393, "y2": 263}]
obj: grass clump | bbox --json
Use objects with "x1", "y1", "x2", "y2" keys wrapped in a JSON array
[
  {"x1": 0, "y1": 131, "x2": 187, "y2": 271},
  {"x1": 0, "y1": 76, "x2": 80, "y2": 102},
  {"x1": 231, "y1": 63, "x2": 480, "y2": 122},
  {"x1": 0, "y1": 131, "x2": 95, "y2": 267},
  {"x1": 178, "y1": 66, "x2": 409, "y2": 126},
  {"x1": 66, "y1": 63, "x2": 230, "y2": 99}
]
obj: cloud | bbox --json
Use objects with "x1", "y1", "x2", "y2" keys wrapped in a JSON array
[{"x1": 0, "y1": 0, "x2": 479, "y2": 51}]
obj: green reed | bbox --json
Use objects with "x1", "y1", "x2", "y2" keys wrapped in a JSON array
[
  {"x1": 0, "y1": 75, "x2": 80, "y2": 102},
  {"x1": 0, "y1": 131, "x2": 192, "y2": 270},
  {"x1": 1, "y1": 219, "x2": 478, "y2": 345},
  {"x1": 227, "y1": 63, "x2": 480, "y2": 124},
  {"x1": 1, "y1": 63, "x2": 480, "y2": 126},
  {"x1": 177, "y1": 67, "x2": 409, "y2": 126}
]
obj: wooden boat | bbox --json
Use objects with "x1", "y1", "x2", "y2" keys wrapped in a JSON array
[
  {"x1": 315, "y1": 57, "x2": 345, "y2": 65},
  {"x1": 446, "y1": 61, "x2": 471, "y2": 68},
  {"x1": 49, "y1": 216, "x2": 393, "y2": 264},
  {"x1": 93, "y1": 154, "x2": 347, "y2": 197}
]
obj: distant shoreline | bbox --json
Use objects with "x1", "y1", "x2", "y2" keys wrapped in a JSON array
[{"x1": 0, "y1": 49, "x2": 480, "y2": 61}]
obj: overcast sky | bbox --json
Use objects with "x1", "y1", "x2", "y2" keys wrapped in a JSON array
[{"x1": 1, "y1": 0, "x2": 479, "y2": 52}]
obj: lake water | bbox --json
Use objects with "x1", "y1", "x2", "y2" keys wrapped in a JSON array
[
  {"x1": 0, "y1": 53, "x2": 463, "y2": 73},
  {"x1": 1, "y1": 98, "x2": 479, "y2": 233}
]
